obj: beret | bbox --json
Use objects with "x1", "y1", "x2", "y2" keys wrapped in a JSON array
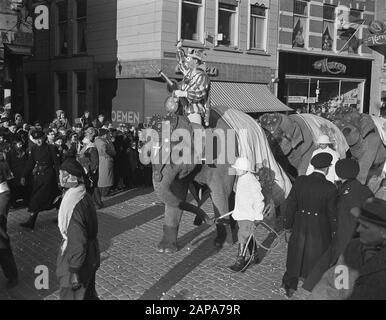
[
  {"x1": 310, "y1": 152, "x2": 332, "y2": 169},
  {"x1": 31, "y1": 130, "x2": 44, "y2": 139},
  {"x1": 360, "y1": 198, "x2": 386, "y2": 228},
  {"x1": 60, "y1": 158, "x2": 85, "y2": 178},
  {"x1": 335, "y1": 158, "x2": 359, "y2": 179}
]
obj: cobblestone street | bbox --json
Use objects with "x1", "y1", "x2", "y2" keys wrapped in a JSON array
[{"x1": 0, "y1": 187, "x2": 310, "y2": 300}]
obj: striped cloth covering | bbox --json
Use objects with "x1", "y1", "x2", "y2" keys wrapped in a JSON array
[{"x1": 212, "y1": 106, "x2": 292, "y2": 203}]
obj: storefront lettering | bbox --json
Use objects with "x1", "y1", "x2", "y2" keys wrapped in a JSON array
[
  {"x1": 112, "y1": 110, "x2": 140, "y2": 124},
  {"x1": 313, "y1": 59, "x2": 346, "y2": 75},
  {"x1": 364, "y1": 34, "x2": 386, "y2": 47}
]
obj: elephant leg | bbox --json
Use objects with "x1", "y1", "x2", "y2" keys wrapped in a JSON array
[
  {"x1": 209, "y1": 176, "x2": 237, "y2": 248},
  {"x1": 157, "y1": 205, "x2": 183, "y2": 253}
]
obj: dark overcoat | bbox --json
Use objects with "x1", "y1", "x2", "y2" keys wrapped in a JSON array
[
  {"x1": 285, "y1": 172, "x2": 338, "y2": 279},
  {"x1": 23, "y1": 143, "x2": 60, "y2": 213},
  {"x1": 303, "y1": 179, "x2": 373, "y2": 291},
  {"x1": 56, "y1": 193, "x2": 100, "y2": 297}
]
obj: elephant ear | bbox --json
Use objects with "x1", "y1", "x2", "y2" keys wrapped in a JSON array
[
  {"x1": 290, "y1": 122, "x2": 304, "y2": 149},
  {"x1": 359, "y1": 114, "x2": 376, "y2": 139}
]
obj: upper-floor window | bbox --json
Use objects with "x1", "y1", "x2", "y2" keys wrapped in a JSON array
[
  {"x1": 347, "y1": 9, "x2": 363, "y2": 54},
  {"x1": 217, "y1": 0, "x2": 239, "y2": 47},
  {"x1": 56, "y1": 0, "x2": 68, "y2": 55},
  {"x1": 322, "y1": 4, "x2": 335, "y2": 51},
  {"x1": 56, "y1": 72, "x2": 68, "y2": 113},
  {"x1": 75, "y1": 71, "x2": 86, "y2": 115},
  {"x1": 75, "y1": 0, "x2": 87, "y2": 53},
  {"x1": 249, "y1": 3, "x2": 267, "y2": 51},
  {"x1": 292, "y1": 0, "x2": 309, "y2": 48},
  {"x1": 180, "y1": 0, "x2": 204, "y2": 42}
]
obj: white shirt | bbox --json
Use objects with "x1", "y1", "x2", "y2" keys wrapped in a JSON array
[
  {"x1": 232, "y1": 172, "x2": 265, "y2": 222},
  {"x1": 306, "y1": 146, "x2": 340, "y2": 183}
]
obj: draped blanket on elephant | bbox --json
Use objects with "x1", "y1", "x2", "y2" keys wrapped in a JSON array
[
  {"x1": 294, "y1": 114, "x2": 349, "y2": 159},
  {"x1": 211, "y1": 106, "x2": 292, "y2": 204},
  {"x1": 370, "y1": 115, "x2": 386, "y2": 146}
]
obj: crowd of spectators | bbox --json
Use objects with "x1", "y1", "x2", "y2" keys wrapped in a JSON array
[{"x1": 0, "y1": 108, "x2": 152, "y2": 210}]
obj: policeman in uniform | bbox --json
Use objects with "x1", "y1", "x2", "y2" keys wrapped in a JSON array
[
  {"x1": 19, "y1": 130, "x2": 60, "y2": 229},
  {"x1": 282, "y1": 152, "x2": 338, "y2": 297}
]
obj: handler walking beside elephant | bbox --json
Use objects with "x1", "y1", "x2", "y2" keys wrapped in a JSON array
[
  {"x1": 228, "y1": 157, "x2": 265, "y2": 272},
  {"x1": 282, "y1": 152, "x2": 338, "y2": 298},
  {"x1": 306, "y1": 135, "x2": 340, "y2": 183}
]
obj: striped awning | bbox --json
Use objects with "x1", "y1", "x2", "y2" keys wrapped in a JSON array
[{"x1": 210, "y1": 81, "x2": 292, "y2": 113}]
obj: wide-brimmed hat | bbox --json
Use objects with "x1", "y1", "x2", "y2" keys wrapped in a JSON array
[
  {"x1": 231, "y1": 157, "x2": 256, "y2": 173},
  {"x1": 317, "y1": 135, "x2": 332, "y2": 144}
]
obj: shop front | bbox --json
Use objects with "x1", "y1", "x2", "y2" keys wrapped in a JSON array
[{"x1": 278, "y1": 52, "x2": 372, "y2": 117}]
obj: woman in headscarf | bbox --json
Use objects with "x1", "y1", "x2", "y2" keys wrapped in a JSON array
[{"x1": 56, "y1": 157, "x2": 100, "y2": 300}]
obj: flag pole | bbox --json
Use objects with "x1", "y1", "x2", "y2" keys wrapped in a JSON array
[{"x1": 338, "y1": 18, "x2": 367, "y2": 54}]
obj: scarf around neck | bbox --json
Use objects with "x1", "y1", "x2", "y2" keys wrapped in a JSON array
[{"x1": 58, "y1": 184, "x2": 87, "y2": 254}]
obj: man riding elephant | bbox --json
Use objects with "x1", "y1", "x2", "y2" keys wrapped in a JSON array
[
  {"x1": 172, "y1": 40, "x2": 211, "y2": 127},
  {"x1": 140, "y1": 106, "x2": 292, "y2": 254}
]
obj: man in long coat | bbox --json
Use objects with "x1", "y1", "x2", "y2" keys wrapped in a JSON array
[
  {"x1": 282, "y1": 152, "x2": 338, "y2": 297},
  {"x1": 56, "y1": 157, "x2": 100, "y2": 300},
  {"x1": 95, "y1": 129, "x2": 116, "y2": 197},
  {"x1": 19, "y1": 130, "x2": 60, "y2": 229},
  {"x1": 303, "y1": 158, "x2": 373, "y2": 292}
]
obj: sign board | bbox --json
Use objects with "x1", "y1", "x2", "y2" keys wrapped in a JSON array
[
  {"x1": 364, "y1": 34, "x2": 386, "y2": 47},
  {"x1": 288, "y1": 96, "x2": 307, "y2": 103},
  {"x1": 344, "y1": 98, "x2": 358, "y2": 105},
  {"x1": 111, "y1": 110, "x2": 140, "y2": 124},
  {"x1": 313, "y1": 58, "x2": 346, "y2": 75},
  {"x1": 307, "y1": 97, "x2": 316, "y2": 104},
  {"x1": 1, "y1": 31, "x2": 33, "y2": 47}
]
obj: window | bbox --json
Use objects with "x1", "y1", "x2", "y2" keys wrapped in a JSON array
[
  {"x1": 293, "y1": 0, "x2": 308, "y2": 16},
  {"x1": 217, "y1": 0, "x2": 239, "y2": 47},
  {"x1": 292, "y1": 0, "x2": 308, "y2": 48},
  {"x1": 56, "y1": 72, "x2": 68, "y2": 113},
  {"x1": 75, "y1": 0, "x2": 87, "y2": 53},
  {"x1": 347, "y1": 9, "x2": 363, "y2": 54},
  {"x1": 180, "y1": 0, "x2": 204, "y2": 42},
  {"x1": 57, "y1": 0, "x2": 68, "y2": 55},
  {"x1": 75, "y1": 71, "x2": 86, "y2": 115},
  {"x1": 322, "y1": 4, "x2": 335, "y2": 51},
  {"x1": 249, "y1": 4, "x2": 267, "y2": 51}
]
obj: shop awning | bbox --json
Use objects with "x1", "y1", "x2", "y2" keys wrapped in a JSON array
[
  {"x1": 4, "y1": 44, "x2": 32, "y2": 56},
  {"x1": 210, "y1": 81, "x2": 292, "y2": 113}
]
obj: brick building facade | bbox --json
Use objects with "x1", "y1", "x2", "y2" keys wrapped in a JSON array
[
  {"x1": 22, "y1": 0, "x2": 291, "y2": 125},
  {"x1": 277, "y1": 0, "x2": 384, "y2": 116}
]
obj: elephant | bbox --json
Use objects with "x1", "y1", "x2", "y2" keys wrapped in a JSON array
[
  {"x1": 260, "y1": 113, "x2": 348, "y2": 178},
  {"x1": 331, "y1": 106, "x2": 386, "y2": 184},
  {"x1": 141, "y1": 107, "x2": 290, "y2": 253}
]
